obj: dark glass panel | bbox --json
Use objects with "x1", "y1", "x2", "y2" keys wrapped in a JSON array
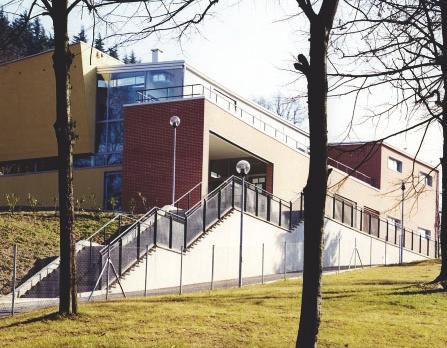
[
  {"x1": 104, "y1": 172, "x2": 122, "y2": 210},
  {"x1": 107, "y1": 121, "x2": 124, "y2": 153},
  {"x1": 95, "y1": 122, "x2": 108, "y2": 153}
]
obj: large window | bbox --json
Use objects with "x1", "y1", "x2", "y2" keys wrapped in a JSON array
[
  {"x1": 418, "y1": 227, "x2": 431, "y2": 239},
  {"x1": 95, "y1": 68, "x2": 184, "y2": 158}
]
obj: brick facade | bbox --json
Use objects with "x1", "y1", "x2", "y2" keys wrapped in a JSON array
[
  {"x1": 122, "y1": 99, "x2": 205, "y2": 211},
  {"x1": 328, "y1": 143, "x2": 382, "y2": 188}
]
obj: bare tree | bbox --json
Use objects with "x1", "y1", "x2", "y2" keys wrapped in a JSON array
[
  {"x1": 2, "y1": 0, "x2": 219, "y2": 315},
  {"x1": 254, "y1": 94, "x2": 306, "y2": 126},
  {"x1": 292, "y1": 1, "x2": 340, "y2": 346},
  {"x1": 330, "y1": 0, "x2": 446, "y2": 285}
]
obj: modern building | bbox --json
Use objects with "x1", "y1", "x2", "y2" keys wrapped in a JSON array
[{"x1": 0, "y1": 42, "x2": 439, "y2": 240}]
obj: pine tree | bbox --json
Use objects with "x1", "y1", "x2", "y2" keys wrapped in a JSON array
[
  {"x1": 107, "y1": 45, "x2": 118, "y2": 59},
  {"x1": 94, "y1": 34, "x2": 104, "y2": 51},
  {"x1": 73, "y1": 26, "x2": 87, "y2": 43},
  {"x1": 128, "y1": 50, "x2": 137, "y2": 64},
  {"x1": 123, "y1": 54, "x2": 129, "y2": 64}
]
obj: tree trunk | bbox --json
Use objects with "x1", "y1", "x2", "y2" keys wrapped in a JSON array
[
  {"x1": 52, "y1": 0, "x2": 77, "y2": 315},
  {"x1": 296, "y1": 22, "x2": 329, "y2": 348},
  {"x1": 434, "y1": 0, "x2": 447, "y2": 283}
]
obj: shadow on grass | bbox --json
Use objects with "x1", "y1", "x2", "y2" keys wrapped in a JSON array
[
  {"x1": 389, "y1": 288, "x2": 447, "y2": 296},
  {"x1": 0, "y1": 312, "x2": 64, "y2": 329}
]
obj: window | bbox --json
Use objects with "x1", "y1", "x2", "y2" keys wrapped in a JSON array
[
  {"x1": 104, "y1": 172, "x2": 122, "y2": 210},
  {"x1": 250, "y1": 176, "x2": 266, "y2": 190},
  {"x1": 388, "y1": 157, "x2": 403, "y2": 173},
  {"x1": 387, "y1": 216, "x2": 401, "y2": 227},
  {"x1": 418, "y1": 227, "x2": 431, "y2": 239},
  {"x1": 363, "y1": 207, "x2": 380, "y2": 236},
  {"x1": 333, "y1": 194, "x2": 357, "y2": 227},
  {"x1": 419, "y1": 172, "x2": 433, "y2": 187}
]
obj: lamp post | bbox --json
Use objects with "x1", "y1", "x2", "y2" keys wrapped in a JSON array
[
  {"x1": 399, "y1": 181, "x2": 406, "y2": 264},
  {"x1": 236, "y1": 160, "x2": 250, "y2": 288},
  {"x1": 170, "y1": 115, "x2": 181, "y2": 205}
]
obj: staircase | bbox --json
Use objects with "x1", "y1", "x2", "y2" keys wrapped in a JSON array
[{"x1": 17, "y1": 176, "x2": 293, "y2": 298}]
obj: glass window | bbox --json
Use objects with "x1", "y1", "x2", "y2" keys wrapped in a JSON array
[
  {"x1": 95, "y1": 123, "x2": 108, "y2": 153},
  {"x1": 104, "y1": 172, "x2": 122, "y2": 210},
  {"x1": 250, "y1": 176, "x2": 266, "y2": 190},
  {"x1": 418, "y1": 227, "x2": 431, "y2": 239},
  {"x1": 107, "y1": 121, "x2": 124, "y2": 153},
  {"x1": 419, "y1": 172, "x2": 433, "y2": 187},
  {"x1": 388, "y1": 157, "x2": 403, "y2": 173},
  {"x1": 96, "y1": 76, "x2": 108, "y2": 121},
  {"x1": 146, "y1": 68, "x2": 184, "y2": 100}
]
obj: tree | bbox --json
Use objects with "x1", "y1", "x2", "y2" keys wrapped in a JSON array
[
  {"x1": 94, "y1": 34, "x2": 104, "y2": 51},
  {"x1": 128, "y1": 50, "x2": 137, "y2": 64},
  {"x1": 293, "y1": 1, "x2": 340, "y2": 346},
  {"x1": 332, "y1": 0, "x2": 446, "y2": 285},
  {"x1": 254, "y1": 94, "x2": 306, "y2": 126},
  {"x1": 107, "y1": 45, "x2": 119, "y2": 59},
  {"x1": 3, "y1": 0, "x2": 220, "y2": 316},
  {"x1": 73, "y1": 27, "x2": 88, "y2": 43}
]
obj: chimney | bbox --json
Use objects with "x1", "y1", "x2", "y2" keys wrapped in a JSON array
[{"x1": 151, "y1": 48, "x2": 163, "y2": 63}]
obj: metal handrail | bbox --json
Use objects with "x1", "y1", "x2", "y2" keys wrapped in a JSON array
[
  {"x1": 86, "y1": 213, "x2": 126, "y2": 242},
  {"x1": 136, "y1": 84, "x2": 311, "y2": 155},
  {"x1": 100, "y1": 207, "x2": 158, "y2": 253},
  {"x1": 327, "y1": 157, "x2": 373, "y2": 185}
]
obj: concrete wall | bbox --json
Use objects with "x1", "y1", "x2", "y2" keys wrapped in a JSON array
[{"x1": 111, "y1": 211, "x2": 430, "y2": 294}]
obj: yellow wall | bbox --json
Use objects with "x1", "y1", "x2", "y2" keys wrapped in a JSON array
[
  {"x1": 0, "y1": 42, "x2": 121, "y2": 161},
  {"x1": 0, "y1": 166, "x2": 121, "y2": 210}
]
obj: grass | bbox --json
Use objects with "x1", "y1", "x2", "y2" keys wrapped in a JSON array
[
  {"x1": 0, "y1": 211, "x2": 117, "y2": 294},
  {"x1": 0, "y1": 260, "x2": 446, "y2": 347}
]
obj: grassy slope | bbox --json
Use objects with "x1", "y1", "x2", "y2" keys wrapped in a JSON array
[
  {"x1": 0, "y1": 211, "x2": 116, "y2": 294},
  {"x1": 0, "y1": 261, "x2": 446, "y2": 347}
]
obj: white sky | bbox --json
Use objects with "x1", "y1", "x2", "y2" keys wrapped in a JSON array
[{"x1": 63, "y1": 0, "x2": 445, "y2": 166}]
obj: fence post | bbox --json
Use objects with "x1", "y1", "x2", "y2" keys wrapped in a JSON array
[
  {"x1": 255, "y1": 189, "x2": 259, "y2": 216},
  {"x1": 360, "y1": 209, "x2": 363, "y2": 231},
  {"x1": 300, "y1": 193, "x2": 304, "y2": 220},
  {"x1": 341, "y1": 201, "x2": 345, "y2": 224},
  {"x1": 144, "y1": 245, "x2": 149, "y2": 297},
  {"x1": 203, "y1": 199, "x2": 207, "y2": 233},
  {"x1": 384, "y1": 240, "x2": 387, "y2": 265},
  {"x1": 267, "y1": 195, "x2": 271, "y2": 222},
  {"x1": 210, "y1": 245, "x2": 215, "y2": 290},
  {"x1": 370, "y1": 236, "x2": 372, "y2": 267},
  {"x1": 283, "y1": 241, "x2": 287, "y2": 280},
  {"x1": 289, "y1": 201, "x2": 292, "y2": 230},
  {"x1": 118, "y1": 238, "x2": 123, "y2": 276},
  {"x1": 279, "y1": 201, "x2": 282, "y2": 227},
  {"x1": 179, "y1": 247, "x2": 184, "y2": 295},
  {"x1": 154, "y1": 210, "x2": 158, "y2": 246},
  {"x1": 11, "y1": 245, "x2": 17, "y2": 316},
  {"x1": 169, "y1": 215, "x2": 173, "y2": 249},
  {"x1": 137, "y1": 222, "x2": 141, "y2": 260},
  {"x1": 106, "y1": 246, "x2": 110, "y2": 301},
  {"x1": 338, "y1": 236, "x2": 341, "y2": 274},
  {"x1": 231, "y1": 178, "x2": 235, "y2": 208},
  {"x1": 261, "y1": 243, "x2": 265, "y2": 284},
  {"x1": 218, "y1": 190, "x2": 222, "y2": 219},
  {"x1": 184, "y1": 217, "x2": 188, "y2": 250}
]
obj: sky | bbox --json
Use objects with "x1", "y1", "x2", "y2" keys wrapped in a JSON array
[{"x1": 61, "y1": 0, "x2": 445, "y2": 166}]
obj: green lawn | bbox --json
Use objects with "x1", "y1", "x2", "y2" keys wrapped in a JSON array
[
  {"x1": 0, "y1": 261, "x2": 446, "y2": 347},
  {"x1": 0, "y1": 211, "x2": 117, "y2": 294}
]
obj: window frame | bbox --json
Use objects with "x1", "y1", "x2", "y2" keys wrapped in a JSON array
[{"x1": 388, "y1": 156, "x2": 403, "y2": 173}]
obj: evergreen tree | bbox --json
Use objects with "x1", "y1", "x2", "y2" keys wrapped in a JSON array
[
  {"x1": 107, "y1": 45, "x2": 119, "y2": 59},
  {"x1": 128, "y1": 50, "x2": 137, "y2": 64},
  {"x1": 122, "y1": 54, "x2": 129, "y2": 64},
  {"x1": 94, "y1": 34, "x2": 104, "y2": 51},
  {"x1": 73, "y1": 26, "x2": 87, "y2": 43}
]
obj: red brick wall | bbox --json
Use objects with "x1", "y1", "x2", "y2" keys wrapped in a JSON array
[
  {"x1": 328, "y1": 143, "x2": 382, "y2": 188},
  {"x1": 122, "y1": 99, "x2": 205, "y2": 212}
]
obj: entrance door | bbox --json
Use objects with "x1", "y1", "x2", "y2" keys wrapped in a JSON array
[{"x1": 104, "y1": 171, "x2": 122, "y2": 210}]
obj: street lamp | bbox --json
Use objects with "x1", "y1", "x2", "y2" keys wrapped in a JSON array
[
  {"x1": 399, "y1": 181, "x2": 406, "y2": 264},
  {"x1": 170, "y1": 115, "x2": 181, "y2": 205},
  {"x1": 236, "y1": 160, "x2": 250, "y2": 288}
]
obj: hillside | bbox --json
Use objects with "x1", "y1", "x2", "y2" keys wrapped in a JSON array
[{"x1": 0, "y1": 211, "x2": 117, "y2": 295}]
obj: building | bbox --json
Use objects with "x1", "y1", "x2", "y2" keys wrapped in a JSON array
[
  {"x1": 0, "y1": 42, "x2": 439, "y2": 240},
  {"x1": 1, "y1": 43, "x2": 439, "y2": 301}
]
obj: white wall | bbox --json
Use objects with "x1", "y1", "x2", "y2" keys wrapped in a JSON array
[{"x1": 109, "y1": 211, "x2": 430, "y2": 295}]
